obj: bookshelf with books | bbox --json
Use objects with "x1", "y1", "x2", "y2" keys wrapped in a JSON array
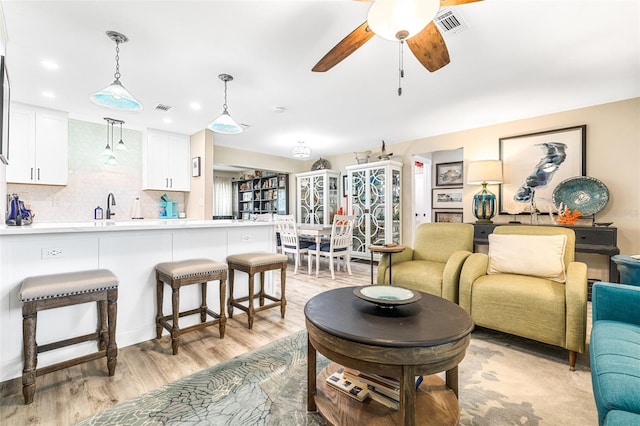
[{"x1": 237, "y1": 172, "x2": 289, "y2": 220}]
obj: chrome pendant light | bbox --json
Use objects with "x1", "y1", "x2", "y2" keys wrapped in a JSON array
[
  {"x1": 208, "y1": 74, "x2": 243, "y2": 134},
  {"x1": 90, "y1": 31, "x2": 143, "y2": 112},
  {"x1": 102, "y1": 117, "x2": 126, "y2": 165}
]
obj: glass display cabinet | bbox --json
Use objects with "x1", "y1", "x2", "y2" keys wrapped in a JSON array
[
  {"x1": 296, "y1": 170, "x2": 341, "y2": 225},
  {"x1": 346, "y1": 160, "x2": 402, "y2": 260}
]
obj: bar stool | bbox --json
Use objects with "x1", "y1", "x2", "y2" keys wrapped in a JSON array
[
  {"x1": 226, "y1": 252, "x2": 288, "y2": 329},
  {"x1": 19, "y1": 269, "x2": 119, "y2": 405},
  {"x1": 155, "y1": 259, "x2": 227, "y2": 355}
]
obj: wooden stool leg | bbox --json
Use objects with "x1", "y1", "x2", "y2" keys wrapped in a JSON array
[
  {"x1": 97, "y1": 299, "x2": 107, "y2": 351},
  {"x1": 227, "y1": 269, "x2": 235, "y2": 318},
  {"x1": 247, "y1": 273, "x2": 255, "y2": 330},
  {"x1": 200, "y1": 281, "x2": 208, "y2": 323},
  {"x1": 22, "y1": 302, "x2": 37, "y2": 405},
  {"x1": 218, "y1": 279, "x2": 227, "y2": 338},
  {"x1": 155, "y1": 277, "x2": 164, "y2": 339},
  {"x1": 280, "y1": 264, "x2": 287, "y2": 319},
  {"x1": 171, "y1": 285, "x2": 180, "y2": 355},
  {"x1": 106, "y1": 288, "x2": 118, "y2": 376},
  {"x1": 259, "y1": 271, "x2": 265, "y2": 307}
]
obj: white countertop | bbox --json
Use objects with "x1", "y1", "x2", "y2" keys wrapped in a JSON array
[{"x1": 0, "y1": 219, "x2": 274, "y2": 235}]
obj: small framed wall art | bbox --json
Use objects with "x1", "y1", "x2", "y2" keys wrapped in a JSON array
[
  {"x1": 434, "y1": 211, "x2": 463, "y2": 223},
  {"x1": 192, "y1": 156, "x2": 201, "y2": 177},
  {"x1": 435, "y1": 161, "x2": 463, "y2": 186},
  {"x1": 432, "y1": 187, "x2": 463, "y2": 209}
]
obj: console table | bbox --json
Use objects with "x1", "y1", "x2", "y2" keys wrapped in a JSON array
[{"x1": 472, "y1": 223, "x2": 620, "y2": 283}]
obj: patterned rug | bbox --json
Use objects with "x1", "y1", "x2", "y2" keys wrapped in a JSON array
[{"x1": 75, "y1": 328, "x2": 596, "y2": 425}]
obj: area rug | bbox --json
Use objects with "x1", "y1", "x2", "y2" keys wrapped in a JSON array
[{"x1": 75, "y1": 328, "x2": 597, "y2": 425}]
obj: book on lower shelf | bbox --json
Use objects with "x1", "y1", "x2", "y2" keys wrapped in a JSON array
[
  {"x1": 367, "y1": 386, "x2": 399, "y2": 410},
  {"x1": 342, "y1": 368, "x2": 423, "y2": 402},
  {"x1": 325, "y1": 367, "x2": 369, "y2": 402}
]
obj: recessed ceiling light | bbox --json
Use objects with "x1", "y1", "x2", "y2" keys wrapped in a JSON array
[
  {"x1": 40, "y1": 60, "x2": 58, "y2": 70},
  {"x1": 41, "y1": 91, "x2": 56, "y2": 98},
  {"x1": 163, "y1": 118, "x2": 172, "y2": 124},
  {"x1": 190, "y1": 102, "x2": 201, "y2": 110}
]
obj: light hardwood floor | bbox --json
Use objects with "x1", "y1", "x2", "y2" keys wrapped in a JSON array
[{"x1": 0, "y1": 258, "x2": 371, "y2": 426}]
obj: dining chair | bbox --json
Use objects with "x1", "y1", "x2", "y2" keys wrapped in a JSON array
[
  {"x1": 276, "y1": 215, "x2": 312, "y2": 275},
  {"x1": 307, "y1": 215, "x2": 355, "y2": 279}
]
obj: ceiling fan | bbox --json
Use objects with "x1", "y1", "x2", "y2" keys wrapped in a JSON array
[{"x1": 312, "y1": 0, "x2": 482, "y2": 73}]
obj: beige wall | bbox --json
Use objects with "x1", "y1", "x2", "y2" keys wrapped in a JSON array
[
  {"x1": 185, "y1": 129, "x2": 214, "y2": 219},
  {"x1": 324, "y1": 98, "x2": 640, "y2": 258}
]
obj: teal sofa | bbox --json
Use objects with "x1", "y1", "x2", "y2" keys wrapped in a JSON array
[{"x1": 590, "y1": 282, "x2": 640, "y2": 425}]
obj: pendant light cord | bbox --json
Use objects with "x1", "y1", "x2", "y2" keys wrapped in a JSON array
[
  {"x1": 398, "y1": 39, "x2": 405, "y2": 96},
  {"x1": 223, "y1": 80, "x2": 229, "y2": 110}
]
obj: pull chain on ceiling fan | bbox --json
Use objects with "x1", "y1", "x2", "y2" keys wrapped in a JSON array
[{"x1": 312, "y1": 0, "x2": 482, "y2": 82}]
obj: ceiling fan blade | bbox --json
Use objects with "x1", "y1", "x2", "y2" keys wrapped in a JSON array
[
  {"x1": 440, "y1": 0, "x2": 483, "y2": 6},
  {"x1": 312, "y1": 21, "x2": 374, "y2": 72},
  {"x1": 406, "y1": 21, "x2": 450, "y2": 72}
]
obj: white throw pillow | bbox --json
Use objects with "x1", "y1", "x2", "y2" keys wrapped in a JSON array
[{"x1": 487, "y1": 234, "x2": 567, "y2": 283}]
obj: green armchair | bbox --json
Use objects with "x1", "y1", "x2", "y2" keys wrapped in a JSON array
[
  {"x1": 376, "y1": 223, "x2": 474, "y2": 302},
  {"x1": 459, "y1": 225, "x2": 588, "y2": 369}
]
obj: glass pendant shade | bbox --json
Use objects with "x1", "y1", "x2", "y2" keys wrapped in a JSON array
[
  {"x1": 102, "y1": 143, "x2": 114, "y2": 157},
  {"x1": 209, "y1": 73, "x2": 243, "y2": 135},
  {"x1": 467, "y1": 160, "x2": 503, "y2": 223},
  {"x1": 208, "y1": 109, "x2": 243, "y2": 134},
  {"x1": 367, "y1": 0, "x2": 440, "y2": 41},
  {"x1": 90, "y1": 31, "x2": 143, "y2": 112},
  {"x1": 90, "y1": 80, "x2": 143, "y2": 112}
]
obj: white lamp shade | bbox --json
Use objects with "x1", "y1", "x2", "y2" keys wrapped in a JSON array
[
  {"x1": 367, "y1": 0, "x2": 440, "y2": 41},
  {"x1": 467, "y1": 160, "x2": 503, "y2": 185},
  {"x1": 208, "y1": 110, "x2": 243, "y2": 134},
  {"x1": 90, "y1": 80, "x2": 143, "y2": 112}
]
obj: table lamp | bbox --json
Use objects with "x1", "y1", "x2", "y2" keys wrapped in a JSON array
[{"x1": 467, "y1": 160, "x2": 503, "y2": 223}]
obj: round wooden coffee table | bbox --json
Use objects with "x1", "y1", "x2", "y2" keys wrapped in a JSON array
[{"x1": 305, "y1": 286, "x2": 474, "y2": 426}]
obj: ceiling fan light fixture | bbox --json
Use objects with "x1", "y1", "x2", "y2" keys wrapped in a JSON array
[
  {"x1": 208, "y1": 73, "x2": 243, "y2": 135},
  {"x1": 367, "y1": 0, "x2": 440, "y2": 41},
  {"x1": 90, "y1": 31, "x2": 143, "y2": 112}
]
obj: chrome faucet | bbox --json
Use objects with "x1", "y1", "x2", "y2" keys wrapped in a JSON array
[{"x1": 106, "y1": 193, "x2": 116, "y2": 219}]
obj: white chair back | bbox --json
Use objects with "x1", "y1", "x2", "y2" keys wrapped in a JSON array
[
  {"x1": 276, "y1": 215, "x2": 307, "y2": 275},
  {"x1": 330, "y1": 215, "x2": 355, "y2": 253}
]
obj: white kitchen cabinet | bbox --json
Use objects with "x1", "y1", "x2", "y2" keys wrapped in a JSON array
[
  {"x1": 347, "y1": 160, "x2": 402, "y2": 260},
  {"x1": 296, "y1": 169, "x2": 340, "y2": 225},
  {"x1": 6, "y1": 102, "x2": 68, "y2": 185},
  {"x1": 143, "y1": 129, "x2": 190, "y2": 191}
]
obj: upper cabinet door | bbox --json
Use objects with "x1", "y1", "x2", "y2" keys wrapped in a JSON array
[
  {"x1": 6, "y1": 103, "x2": 68, "y2": 185},
  {"x1": 142, "y1": 129, "x2": 190, "y2": 191}
]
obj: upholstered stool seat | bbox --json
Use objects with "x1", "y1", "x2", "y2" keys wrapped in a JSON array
[
  {"x1": 155, "y1": 259, "x2": 227, "y2": 355},
  {"x1": 19, "y1": 269, "x2": 119, "y2": 404},
  {"x1": 226, "y1": 252, "x2": 288, "y2": 329}
]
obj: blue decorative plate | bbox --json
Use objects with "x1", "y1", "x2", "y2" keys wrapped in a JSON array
[{"x1": 552, "y1": 176, "x2": 609, "y2": 216}]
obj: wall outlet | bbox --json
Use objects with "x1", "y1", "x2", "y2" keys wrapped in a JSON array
[
  {"x1": 42, "y1": 248, "x2": 63, "y2": 259},
  {"x1": 241, "y1": 234, "x2": 251, "y2": 242}
]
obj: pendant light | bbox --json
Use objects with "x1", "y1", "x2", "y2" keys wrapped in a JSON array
[
  {"x1": 208, "y1": 74, "x2": 243, "y2": 134},
  {"x1": 102, "y1": 117, "x2": 126, "y2": 165},
  {"x1": 90, "y1": 31, "x2": 143, "y2": 112},
  {"x1": 115, "y1": 120, "x2": 127, "y2": 151},
  {"x1": 292, "y1": 141, "x2": 311, "y2": 158}
]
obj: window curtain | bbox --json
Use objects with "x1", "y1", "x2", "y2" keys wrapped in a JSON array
[{"x1": 213, "y1": 176, "x2": 234, "y2": 217}]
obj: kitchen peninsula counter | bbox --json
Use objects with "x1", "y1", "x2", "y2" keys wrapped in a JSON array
[{"x1": 0, "y1": 220, "x2": 276, "y2": 382}]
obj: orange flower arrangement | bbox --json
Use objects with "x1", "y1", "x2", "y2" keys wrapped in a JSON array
[{"x1": 557, "y1": 207, "x2": 582, "y2": 225}]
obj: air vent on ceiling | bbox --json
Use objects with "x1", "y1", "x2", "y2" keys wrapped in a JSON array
[
  {"x1": 154, "y1": 103, "x2": 174, "y2": 112},
  {"x1": 435, "y1": 9, "x2": 469, "y2": 35}
]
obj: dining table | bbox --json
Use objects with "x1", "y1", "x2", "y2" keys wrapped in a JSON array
[{"x1": 297, "y1": 223, "x2": 333, "y2": 275}]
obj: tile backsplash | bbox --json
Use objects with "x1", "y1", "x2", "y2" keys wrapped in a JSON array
[{"x1": 7, "y1": 119, "x2": 185, "y2": 222}]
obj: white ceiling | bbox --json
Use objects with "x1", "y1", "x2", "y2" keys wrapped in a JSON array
[{"x1": 2, "y1": 0, "x2": 639, "y2": 162}]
